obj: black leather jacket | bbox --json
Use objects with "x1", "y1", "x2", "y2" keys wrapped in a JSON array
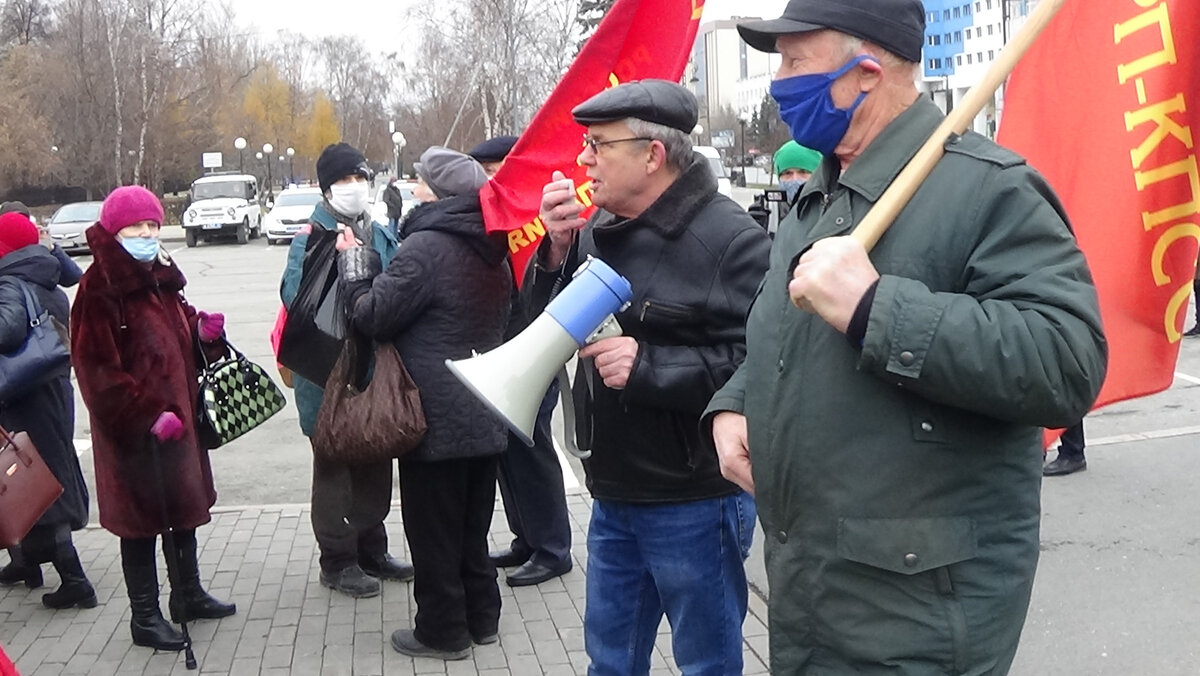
[{"x1": 524, "y1": 155, "x2": 770, "y2": 502}]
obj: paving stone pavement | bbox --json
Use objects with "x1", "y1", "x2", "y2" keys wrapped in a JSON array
[{"x1": 0, "y1": 494, "x2": 771, "y2": 675}]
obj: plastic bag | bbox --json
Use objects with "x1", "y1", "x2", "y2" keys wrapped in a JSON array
[{"x1": 277, "y1": 229, "x2": 344, "y2": 385}]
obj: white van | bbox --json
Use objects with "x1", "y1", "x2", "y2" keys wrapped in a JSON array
[
  {"x1": 183, "y1": 173, "x2": 263, "y2": 246},
  {"x1": 694, "y1": 146, "x2": 732, "y2": 198}
]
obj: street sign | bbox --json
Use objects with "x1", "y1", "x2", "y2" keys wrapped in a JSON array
[{"x1": 202, "y1": 152, "x2": 223, "y2": 169}]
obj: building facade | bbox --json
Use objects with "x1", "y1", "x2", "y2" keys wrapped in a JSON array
[
  {"x1": 920, "y1": 0, "x2": 1035, "y2": 137},
  {"x1": 683, "y1": 2, "x2": 1036, "y2": 150}
]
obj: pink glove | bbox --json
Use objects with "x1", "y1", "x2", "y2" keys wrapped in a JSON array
[
  {"x1": 151, "y1": 412, "x2": 185, "y2": 442},
  {"x1": 197, "y1": 311, "x2": 225, "y2": 343}
]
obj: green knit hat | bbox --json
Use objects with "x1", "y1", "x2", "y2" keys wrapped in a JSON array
[{"x1": 774, "y1": 141, "x2": 822, "y2": 175}]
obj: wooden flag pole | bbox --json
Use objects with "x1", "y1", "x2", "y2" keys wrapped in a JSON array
[{"x1": 850, "y1": 0, "x2": 1069, "y2": 251}]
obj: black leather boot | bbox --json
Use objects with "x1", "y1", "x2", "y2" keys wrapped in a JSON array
[
  {"x1": 0, "y1": 547, "x2": 43, "y2": 589},
  {"x1": 166, "y1": 530, "x2": 236, "y2": 623},
  {"x1": 124, "y1": 558, "x2": 186, "y2": 651},
  {"x1": 43, "y1": 546, "x2": 97, "y2": 609}
]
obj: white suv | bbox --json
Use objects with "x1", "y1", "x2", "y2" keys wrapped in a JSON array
[{"x1": 183, "y1": 174, "x2": 264, "y2": 246}]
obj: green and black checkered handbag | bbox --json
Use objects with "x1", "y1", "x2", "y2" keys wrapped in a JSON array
[{"x1": 196, "y1": 338, "x2": 286, "y2": 449}]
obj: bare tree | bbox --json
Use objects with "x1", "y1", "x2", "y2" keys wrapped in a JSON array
[
  {"x1": 574, "y1": 0, "x2": 613, "y2": 52},
  {"x1": 0, "y1": 0, "x2": 53, "y2": 45},
  {"x1": 0, "y1": 0, "x2": 587, "y2": 200},
  {"x1": 315, "y1": 35, "x2": 395, "y2": 163},
  {"x1": 406, "y1": 0, "x2": 581, "y2": 149}
]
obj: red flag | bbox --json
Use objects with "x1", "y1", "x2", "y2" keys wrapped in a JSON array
[
  {"x1": 481, "y1": 0, "x2": 705, "y2": 283},
  {"x1": 999, "y1": 0, "x2": 1200, "y2": 409}
]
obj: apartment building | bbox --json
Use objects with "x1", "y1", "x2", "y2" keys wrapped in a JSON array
[{"x1": 921, "y1": 0, "x2": 1035, "y2": 136}]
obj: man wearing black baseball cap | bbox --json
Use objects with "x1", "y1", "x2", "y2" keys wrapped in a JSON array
[
  {"x1": 528, "y1": 79, "x2": 771, "y2": 674},
  {"x1": 704, "y1": 0, "x2": 1107, "y2": 673}
]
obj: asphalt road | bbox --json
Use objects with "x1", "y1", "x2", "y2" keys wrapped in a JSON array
[{"x1": 61, "y1": 207, "x2": 1200, "y2": 674}]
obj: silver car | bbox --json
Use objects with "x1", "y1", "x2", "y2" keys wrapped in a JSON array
[{"x1": 47, "y1": 201, "x2": 103, "y2": 255}]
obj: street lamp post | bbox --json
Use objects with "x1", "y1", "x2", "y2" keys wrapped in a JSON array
[
  {"x1": 286, "y1": 147, "x2": 295, "y2": 186},
  {"x1": 234, "y1": 137, "x2": 247, "y2": 173},
  {"x1": 738, "y1": 114, "x2": 749, "y2": 187},
  {"x1": 391, "y1": 131, "x2": 406, "y2": 177},
  {"x1": 262, "y1": 143, "x2": 274, "y2": 199}
]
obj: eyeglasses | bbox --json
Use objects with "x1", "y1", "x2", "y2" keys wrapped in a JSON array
[{"x1": 582, "y1": 135, "x2": 654, "y2": 152}]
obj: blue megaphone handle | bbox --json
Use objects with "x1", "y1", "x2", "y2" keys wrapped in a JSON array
[{"x1": 545, "y1": 257, "x2": 633, "y2": 346}]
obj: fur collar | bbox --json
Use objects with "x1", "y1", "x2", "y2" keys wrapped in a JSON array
[
  {"x1": 83, "y1": 224, "x2": 186, "y2": 297},
  {"x1": 592, "y1": 153, "x2": 718, "y2": 239}
]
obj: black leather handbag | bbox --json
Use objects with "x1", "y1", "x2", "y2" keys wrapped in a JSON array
[
  {"x1": 196, "y1": 338, "x2": 286, "y2": 449},
  {"x1": 0, "y1": 280, "x2": 70, "y2": 404}
]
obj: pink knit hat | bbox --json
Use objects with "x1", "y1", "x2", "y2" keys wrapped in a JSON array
[{"x1": 100, "y1": 186, "x2": 164, "y2": 235}]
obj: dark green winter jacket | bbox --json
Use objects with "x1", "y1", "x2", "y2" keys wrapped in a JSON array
[{"x1": 705, "y1": 97, "x2": 1107, "y2": 675}]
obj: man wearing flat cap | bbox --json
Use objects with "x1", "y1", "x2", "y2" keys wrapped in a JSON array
[
  {"x1": 528, "y1": 79, "x2": 770, "y2": 674},
  {"x1": 703, "y1": 0, "x2": 1108, "y2": 673},
  {"x1": 467, "y1": 135, "x2": 519, "y2": 177}
]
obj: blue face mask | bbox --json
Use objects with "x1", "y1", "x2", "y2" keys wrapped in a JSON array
[
  {"x1": 770, "y1": 55, "x2": 878, "y2": 156},
  {"x1": 121, "y1": 236, "x2": 160, "y2": 262},
  {"x1": 779, "y1": 179, "x2": 805, "y2": 203}
]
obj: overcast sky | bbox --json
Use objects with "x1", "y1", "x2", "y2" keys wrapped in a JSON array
[{"x1": 230, "y1": 0, "x2": 789, "y2": 56}]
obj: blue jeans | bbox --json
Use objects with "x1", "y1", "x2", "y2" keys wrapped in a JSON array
[{"x1": 585, "y1": 492, "x2": 756, "y2": 676}]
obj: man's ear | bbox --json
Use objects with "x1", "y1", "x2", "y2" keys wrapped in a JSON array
[
  {"x1": 646, "y1": 141, "x2": 668, "y2": 174},
  {"x1": 857, "y1": 54, "x2": 884, "y2": 91}
]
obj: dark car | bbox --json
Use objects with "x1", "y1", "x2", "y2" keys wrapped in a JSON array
[{"x1": 47, "y1": 201, "x2": 103, "y2": 255}]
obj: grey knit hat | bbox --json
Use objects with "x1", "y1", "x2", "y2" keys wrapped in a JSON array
[
  {"x1": 413, "y1": 147, "x2": 488, "y2": 199},
  {"x1": 0, "y1": 201, "x2": 31, "y2": 217}
]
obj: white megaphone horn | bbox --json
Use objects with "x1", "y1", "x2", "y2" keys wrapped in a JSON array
[{"x1": 445, "y1": 257, "x2": 633, "y2": 452}]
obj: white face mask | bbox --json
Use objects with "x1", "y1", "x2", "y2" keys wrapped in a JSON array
[{"x1": 328, "y1": 181, "x2": 370, "y2": 216}]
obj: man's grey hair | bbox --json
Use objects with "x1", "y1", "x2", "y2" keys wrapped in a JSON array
[
  {"x1": 840, "y1": 33, "x2": 919, "y2": 78},
  {"x1": 625, "y1": 118, "x2": 694, "y2": 173}
]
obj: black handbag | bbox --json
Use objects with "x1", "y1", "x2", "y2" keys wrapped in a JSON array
[
  {"x1": 196, "y1": 337, "x2": 287, "y2": 449},
  {"x1": 0, "y1": 280, "x2": 70, "y2": 404}
]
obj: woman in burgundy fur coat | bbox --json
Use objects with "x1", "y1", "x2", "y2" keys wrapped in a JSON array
[{"x1": 70, "y1": 186, "x2": 236, "y2": 652}]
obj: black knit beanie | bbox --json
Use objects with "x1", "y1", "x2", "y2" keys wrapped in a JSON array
[{"x1": 316, "y1": 143, "x2": 372, "y2": 193}]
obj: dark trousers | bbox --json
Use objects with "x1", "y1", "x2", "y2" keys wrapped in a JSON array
[
  {"x1": 1058, "y1": 421, "x2": 1086, "y2": 460},
  {"x1": 16, "y1": 522, "x2": 73, "y2": 565},
  {"x1": 400, "y1": 456, "x2": 501, "y2": 651},
  {"x1": 496, "y1": 383, "x2": 572, "y2": 567},
  {"x1": 1193, "y1": 280, "x2": 1200, "y2": 327},
  {"x1": 310, "y1": 451, "x2": 393, "y2": 573}
]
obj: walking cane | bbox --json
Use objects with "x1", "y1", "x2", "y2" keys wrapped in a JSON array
[{"x1": 149, "y1": 438, "x2": 198, "y2": 670}]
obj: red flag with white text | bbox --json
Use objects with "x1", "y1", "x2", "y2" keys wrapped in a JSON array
[
  {"x1": 480, "y1": 0, "x2": 705, "y2": 284},
  {"x1": 998, "y1": 0, "x2": 1200, "y2": 409}
]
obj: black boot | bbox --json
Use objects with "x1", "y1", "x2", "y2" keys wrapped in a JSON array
[
  {"x1": 0, "y1": 547, "x2": 43, "y2": 589},
  {"x1": 124, "y1": 558, "x2": 186, "y2": 651},
  {"x1": 43, "y1": 545, "x2": 97, "y2": 609},
  {"x1": 166, "y1": 530, "x2": 236, "y2": 623}
]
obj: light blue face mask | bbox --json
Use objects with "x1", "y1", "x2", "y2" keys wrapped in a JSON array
[
  {"x1": 779, "y1": 179, "x2": 805, "y2": 203},
  {"x1": 120, "y1": 236, "x2": 160, "y2": 262}
]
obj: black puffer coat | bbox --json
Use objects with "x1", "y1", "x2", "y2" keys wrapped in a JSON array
[
  {"x1": 343, "y1": 195, "x2": 512, "y2": 463},
  {"x1": 0, "y1": 245, "x2": 89, "y2": 531}
]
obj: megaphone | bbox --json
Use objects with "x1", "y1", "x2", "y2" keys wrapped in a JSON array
[{"x1": 446, "y1": 257, "x2": 633, "y2": 449}]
